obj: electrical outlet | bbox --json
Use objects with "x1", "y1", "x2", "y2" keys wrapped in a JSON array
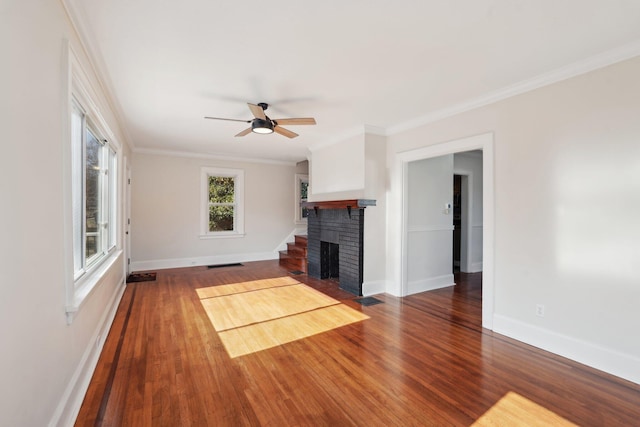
[
  {"x1": 536, "y1": 304, "x2": 545, "y2": 317},
  {"x1": 96, "y1": 335, "x2": 101, "y2": 348}
]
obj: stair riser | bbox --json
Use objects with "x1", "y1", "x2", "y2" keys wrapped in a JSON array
[
  {"x1": 279, "y1": 257, "x2": 307, "y2": 273},
  {"x1": 286, "y1": 244, "x2": 307, "y2": 257},
  {"x1": 280, "y1": 234, "x2": 308, "y2": 273}
]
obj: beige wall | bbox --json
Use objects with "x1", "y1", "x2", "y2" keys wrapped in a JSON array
[
  {"x1": 0, "y1": 1, "x2": 132, "y2": 425},
  {"x1": 362, "y1": 132, "x2": 387, "y2": 293},
  {"x1": 131, "y1": 153, "x2": 298, "y2": 270},
  {"x1": 406, "y1": 155, "x2": 455, "y2": 293},
  {"x1": 387, "y1": 56, "x2": 640, "y2": 383},
  {"x1": 309, "y1": 133, "x2": 365, "y2": 200}
]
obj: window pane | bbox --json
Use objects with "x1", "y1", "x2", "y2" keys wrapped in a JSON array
[
  {"x1": 209, "y1": 205, "x2": 234, "y2": 232},
  {"x1": 209, "y1": 176, "x2": 234, "y2": 203},
  {"x1": 86, "y1": 235, "x2": 98, "y2": 259},
  {"x1": 300, "y1": 180, "x2": 309, "y2": 219},
  {"x1": 86, "y1": 129, "x2": 101, "y2": 260}
]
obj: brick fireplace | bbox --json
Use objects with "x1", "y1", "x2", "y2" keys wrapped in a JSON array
[{"x1": 303, "y1": 199, "x2": 375, "y2": 296}]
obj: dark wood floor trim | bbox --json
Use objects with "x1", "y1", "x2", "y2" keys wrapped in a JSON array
[{"x1": 95, "y1": 283, "x2": 137, "y2": 427}]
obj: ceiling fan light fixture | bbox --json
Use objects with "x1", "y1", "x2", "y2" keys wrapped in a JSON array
[
  {"x1": 205, "y1": 102, "x2": 316, "y2": 138},
  {"x1": 251, "y1": 118, "x2": 274, "y2": 134}
]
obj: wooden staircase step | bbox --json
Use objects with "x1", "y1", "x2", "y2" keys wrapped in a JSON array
[
  {"x1": 279, "y1": 235, "x2": 308, "y2": 273},
  {"x1": 278, "y1": 251, "x2": 307, "y2": 273},
  {"x1": 286, "y1": 242, "x2": 307, "y2": 257}
]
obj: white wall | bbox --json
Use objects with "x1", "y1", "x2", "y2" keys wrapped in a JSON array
[
  {"x1": 130, "y1": 153, "x2": 297, "y2": 270},
  {"x1": 406, "y1": 155, "x2": 455, "y2": 293},
  {"x1": 387, "y1": 56, "x2": 640, "y2": 384},
  {"x1": 454, "y1": 152, "x2": 483, "y2": 272},
  {"x1": 0, "y1": 2, "x2": 131, "y2": 425},
  {"x1": 362, "y1": 133, "x2": 387, "y2": 294},
  {"x1": 309, "y1": 134, "x2": 365, "y2": 200}
]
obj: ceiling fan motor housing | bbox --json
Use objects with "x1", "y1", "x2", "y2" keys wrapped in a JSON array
[{"x1": 251, "y1": 118, "x2": 274, "y2": 134}]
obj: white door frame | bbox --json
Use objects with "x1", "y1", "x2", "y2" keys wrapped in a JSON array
[{"x1": 396, "y1": 132, "x2": 495, "y2": 329}]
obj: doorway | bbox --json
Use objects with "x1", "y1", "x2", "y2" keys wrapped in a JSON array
[
  {"x1": 397, "y1": 132, "x2": 494, "y2": 329},
  {"x1": 453, "y1": 174, "x2": 462, "y2": 272}
]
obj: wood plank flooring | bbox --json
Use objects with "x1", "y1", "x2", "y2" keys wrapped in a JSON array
[{"x1": 75, "y1": 261, "x2": 640, "y2": 426}]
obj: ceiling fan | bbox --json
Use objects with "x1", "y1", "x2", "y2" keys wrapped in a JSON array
[{"x1": 205, "y1": 102, "x2": 316, "y2": 138}]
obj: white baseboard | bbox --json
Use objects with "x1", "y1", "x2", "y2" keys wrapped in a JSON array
[
  {"x1": 130, "y1": 251, "x2": 279, "y2": 272},
  {"x1": 493, "y1": 314, "x2": 640, "y2": 385},
  {"x1": 50, "y1": 279, "x2": 126, "y2": 427},
  {"x1": 408, "y1": 274, "x2": 455, "y2": 295},
  {"x1": 362, "y1": 280, "x2": 388, "y2": 296},
  {"x1": 469, "y1": 262, "x2": 483, "y2": 273}
]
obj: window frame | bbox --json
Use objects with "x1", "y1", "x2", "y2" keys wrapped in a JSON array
[
  {"x1": 200, "y1": 167, "x2": 245, "y2": 238},
  {"x1": 64, "y1": 42, "x2": 122, "y2": 323},
  {"x1": 71, "y1": 97, "x2": 118, "y2": 282},
  {"x1": 295, "y1": 173, "x2": 309, "y2": 224}
]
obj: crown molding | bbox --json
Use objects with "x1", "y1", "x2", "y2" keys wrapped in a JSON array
[
  {"x1": 133, "y1": 147, "x2": 297, "y2": 166},
  {"x1": 388, "y1": 39, "x2": 640, "y2": 136},
  {"x1": 60, "y1": 0, "x2": 136, "y2": 151}
]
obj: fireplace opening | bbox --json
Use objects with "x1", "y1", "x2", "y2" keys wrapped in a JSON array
[{"x1": 320, "y1": 241, "x2": 339, "y2": 279}]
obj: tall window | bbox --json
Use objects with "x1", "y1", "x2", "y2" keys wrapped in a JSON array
[
  {"x1": 201, "y1": 167, "x2": 244, "y2": 237},
  {"x1": 71, "y1": 98, "x2": 117, "y2": 280},
  {"x1": 295, "y1": 174, "x2": 309, "y2": 223}
]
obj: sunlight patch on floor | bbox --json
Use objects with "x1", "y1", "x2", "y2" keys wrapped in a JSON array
[
  {"x1": 196, "y1": 276, "x2": 301, "y2": 299},
  {"x1": 198, "y1": 277, "x2": 369, "y2": 358},
  {"x1": 472, "y1": 391, "x2": 577, "y2": 426}
]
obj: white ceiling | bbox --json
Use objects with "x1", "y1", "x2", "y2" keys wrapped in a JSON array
[{"x1": 65, "y1": 0, "x2": 640, "y2": 163}]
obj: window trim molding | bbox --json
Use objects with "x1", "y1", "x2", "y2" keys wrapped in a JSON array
[
  {"x1": 200, "y1": 166, "x2": 245, "y2": 239},
  {"x1": 295, "y1": 173, "x2": 309, "y2": 224},
  {"x1": 63, "y1": 41, "x2": 122, "y2": 323}
]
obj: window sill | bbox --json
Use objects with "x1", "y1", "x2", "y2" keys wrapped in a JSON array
[
  {"x1": 199, "y1": 232, "x2": 246, "y2": 240},
  {"x1": 65, "y1": 249, "x2": 123, "y2": 324}
]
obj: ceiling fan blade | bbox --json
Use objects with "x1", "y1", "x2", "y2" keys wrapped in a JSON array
[
  {"x1": 247, "y1": 103, "x2": 267, "y2": 120},
  {"x1": 235, "y1": 128, "x2": 252, "y2": 137},
  {"x1": 204, "y1": 116, "x2": 250, "y2": 123},
  {"x1": 274, "y1": 126, "x2": 298, "y2": 139},
  {"x1": 273, "y1": 118, "x2": 316, "y2": 126}
]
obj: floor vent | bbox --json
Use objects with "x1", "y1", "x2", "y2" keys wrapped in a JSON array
[{"x1": 207, "y1": 263, "x2": 243, "y2": 269}]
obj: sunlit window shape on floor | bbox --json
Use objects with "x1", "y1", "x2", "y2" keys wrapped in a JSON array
[
  {"x1": 197, "y1": 277, "x2": 369, "y2": 358},
  {"x1": 472, "y1": 391, "x2": 577, "y2": 426}
]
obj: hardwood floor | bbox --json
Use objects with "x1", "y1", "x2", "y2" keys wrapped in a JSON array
[{"x1": 76, "y1": 261, "x2": 640, "y2": 426}]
